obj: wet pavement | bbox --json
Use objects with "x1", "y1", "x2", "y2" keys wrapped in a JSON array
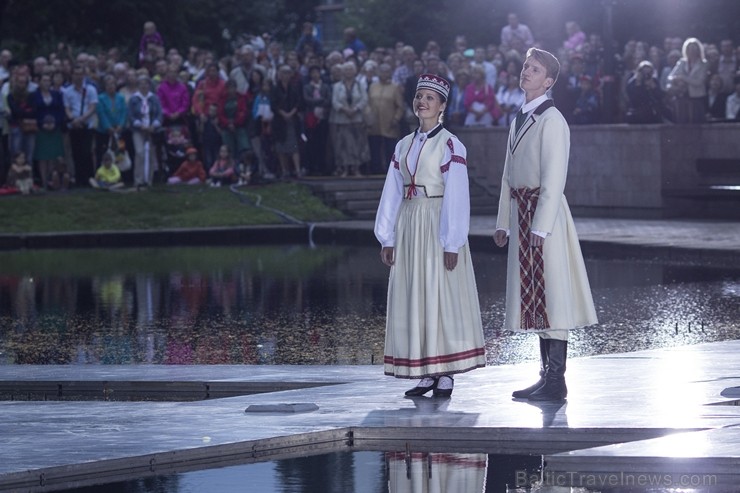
[
  {"x1": 1, "y1": 215, "x2": 739, "y2": 491},
  {"x1": 1, "y1": 341, "x2": 739, "y2": 491},
  {"x1": 317, "y1": 215, "x2": 740, "y2": 257}
]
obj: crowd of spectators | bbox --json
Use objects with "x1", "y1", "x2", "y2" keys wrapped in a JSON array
[{"x1": 1, "y1": 16, "x2": 738, "y2": 193}]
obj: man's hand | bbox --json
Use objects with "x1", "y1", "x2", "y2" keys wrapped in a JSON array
[
  {"x1": 493, "y1": 229, "x2": 508, "y2": 247},
  {"x1": 529, "y1": 232, "x2": 545, "y2": 247}
]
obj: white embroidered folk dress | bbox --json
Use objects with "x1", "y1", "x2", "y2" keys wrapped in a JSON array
[
  {"x1": 496, "y1": 98, "x2": 598, "y2": 334},
  {"x1": 375, "y1": 124, "x2": 486, "y2": 378}
]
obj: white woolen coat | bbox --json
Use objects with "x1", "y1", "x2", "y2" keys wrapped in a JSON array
[{"x1": 496, "y1": 101, "x2": 598, "y2": 332}]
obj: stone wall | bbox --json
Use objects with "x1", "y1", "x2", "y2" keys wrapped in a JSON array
[{"x1": 456, "y1": 123, "x2": 740, "y2": 218}]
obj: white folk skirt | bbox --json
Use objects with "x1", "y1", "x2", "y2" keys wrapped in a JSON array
[{"x1": 384, "y1": 197, "x2": 486, "y2": 378}]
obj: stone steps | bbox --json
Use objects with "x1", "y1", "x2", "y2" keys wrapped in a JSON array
[{"x1": 301, "y1": 176, "x2": 497, "y2": 220}]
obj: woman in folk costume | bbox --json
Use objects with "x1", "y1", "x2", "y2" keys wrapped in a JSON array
[
  {"x1": 374, "y1": 74, "x2": 486, "y2": 398},
  {"x1": 493, "y1": 48, "x2": 598, "y2": 402}
]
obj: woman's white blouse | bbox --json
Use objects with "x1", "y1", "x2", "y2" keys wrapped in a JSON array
[{"x1": 374, "y1": 127, "x2": 471, "y2": 253}]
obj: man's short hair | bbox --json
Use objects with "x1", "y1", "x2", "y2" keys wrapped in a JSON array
[{"x1": 526, "y1": 47, "x2": 560, "y2": 85}]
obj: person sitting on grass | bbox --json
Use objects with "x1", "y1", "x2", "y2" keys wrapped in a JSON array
[
  {"x1": 89, "y1": 150, "x2": 124, "y2": 190},
  {"x1": 5, "y1": 151, "x2": 34, "y2": 195},
  {"x1": 49, "y1": 156, "x2": 70, "y2": 191},
  {"x1": 209, "y1": 144, "x2": 236, "y2": 187},
  {"x1": 237, "y1": 157, "x2": 253, "y2": 186},
  {"x1": 167, "y1": 147, "x2": 206, "y2": 185}
]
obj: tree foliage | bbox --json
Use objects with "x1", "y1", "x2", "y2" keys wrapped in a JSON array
[
  {"x1": 2, "y1": 0, "x2": 739, "y2": 63},
  {"x1": 338, "y1": 0, "x2": 740, "y2": 57},
  {"x1": 0, "y1": 0, "x2": 319, "y2": 61}
]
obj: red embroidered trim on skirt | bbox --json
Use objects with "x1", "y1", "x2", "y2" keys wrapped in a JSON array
[{"x1": 384, "y1": 347, "x2": 485, "y2": 367}]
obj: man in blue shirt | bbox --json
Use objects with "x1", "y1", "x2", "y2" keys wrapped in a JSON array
[
  {"x1": 63, "y1": 65, "x2": 98, "y2": 186},
  {"x1": 343, "y1": 27, "x2": 366, "y2": 55}
]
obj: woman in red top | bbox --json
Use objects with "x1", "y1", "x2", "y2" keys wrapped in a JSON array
[
  {"x1": 192, "y1": 62, "x2": 226, "y2": 143},
  {"x1": 463, "y1": 65, "x2": 501, "y2": 127},
  {"x1": 218, "y1": 79, "x2": 250, "y2": 166}
]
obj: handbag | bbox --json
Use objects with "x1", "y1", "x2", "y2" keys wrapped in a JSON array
[
  {"x1": 304, "y1": 110, "x2": 319, "y2": 129},
  {"x1": 256, "y1": 101, "x2": 273, "y2": 122},
  {"x1": 21, "y1": 118, "x2": 38, "y2": 133},
  {"x1": 111, "y1": 134, "x2": 132, "y2": 172}
]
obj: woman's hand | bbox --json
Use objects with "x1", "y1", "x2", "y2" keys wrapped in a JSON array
[
  {"x1": 380, "y1": 247, "x2": 394, "y2": 267},
  {"x1": 493, "y1": 230, "x2": 508, "y2": 247},
  {"x1": 444, "y1": 252, "x2": 458, "y2": 271}
]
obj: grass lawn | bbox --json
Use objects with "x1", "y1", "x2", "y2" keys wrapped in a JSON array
[{"x1": 0, "y1": 182, "x2": 346, "y2": 233}]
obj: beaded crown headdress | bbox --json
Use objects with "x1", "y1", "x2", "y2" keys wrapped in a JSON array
[{"x1": 416, "y1": 73, "x2": 450, "y2": 99}]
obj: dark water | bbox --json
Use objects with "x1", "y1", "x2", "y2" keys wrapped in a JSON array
[
  {"x1": 1, "y1": 245, "x2": 739, "y2": 366},
  {"x1": 57, "y1": 449, "x2": 723, "y2": 493},
  {"x1": 59, "y1": 450, "x2": 542, "y2": 493}
]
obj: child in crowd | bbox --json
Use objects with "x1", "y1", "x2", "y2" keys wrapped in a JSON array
[
  {"x1": 49, "y1": 157, "x2": 70, "y2": 191},
  {"x1": 164, "y1": 126, "x2": 189, "y2": 172},
  {"x1": 167, "y1": 147, "x2": 206, "y2": 185},
  {"x1": 166, "y1": 127, "x2": 189, "y2": 156},
  {"x1": 89, "y1": 150, "x2": 124, "y2": 190},
  {"x1": 201, "y1": 103, "x2": 222, "y2": 173},
  {"x1": 6, "y1": 151, "x2": 34, "y2": 194},
  {"x1": 237, "y1": 156, "x2": 253, "y2": 186},
  {"x1": 209, "y1": 144, "x2": 236, "y2": 187},
  {"x1": 138, "y1": 21, "x2": 165, "y2": 65}
]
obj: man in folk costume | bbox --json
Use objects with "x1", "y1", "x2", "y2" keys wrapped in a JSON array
[
  {"x1": 493, "y1": 48, "x2": 598, "y2": 401},
  {"x1": 375, "y1": 74, "x2": 486, "y2": 398}
]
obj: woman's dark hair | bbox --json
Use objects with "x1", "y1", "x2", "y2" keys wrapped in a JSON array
[{"x1": 250, "y1": 68, "x2": 265, "y2": 86}]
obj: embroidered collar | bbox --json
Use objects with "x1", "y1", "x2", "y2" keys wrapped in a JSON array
[{"x1": 415, "y1": 124, "x2": 444, "y2": 140}]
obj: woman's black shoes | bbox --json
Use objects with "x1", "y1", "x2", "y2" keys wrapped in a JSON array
[
  {"x1": 405, "y1": 377, "x2": 438, "y2": 396},
  {"x1": 405, "y1": 376, "x2": 456, "y2": 397},
  {"x1": 432, "y1": 376, "x2": 454, "y2": 397}
]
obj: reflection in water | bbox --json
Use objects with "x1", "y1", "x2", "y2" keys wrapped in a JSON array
[
  {"x1": 60, "y1": 451, "x2": 543, "y2": 493},
  {"x1": 0, "y1": 246, "x2": 738, "y2": 365},
  {"x1": 387, "y1": 452, "x2": 487, "y2": 492}
]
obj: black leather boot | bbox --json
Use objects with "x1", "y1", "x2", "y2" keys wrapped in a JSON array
[
  {"x1": 528, "y1": 339, "x2": 568, "y2": 401},
  {"x1": 512, "y1": 337, "x2": 549, "y2": 399}
]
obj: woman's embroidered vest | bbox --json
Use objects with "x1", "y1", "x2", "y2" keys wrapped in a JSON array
[{"x1": 397, "y1": 127, "x2": 453, "y2": 199}]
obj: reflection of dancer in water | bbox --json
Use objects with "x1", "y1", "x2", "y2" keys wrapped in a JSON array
[
  {"x1": 493, "y1": 48, "x2": 598, "y2": 401},
  {"x1": 387, "y1": 452, "x2": 487, "y2": 492},
  {"x1": 375, "y1": 74, "x2": 486, "y2": 398}
]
